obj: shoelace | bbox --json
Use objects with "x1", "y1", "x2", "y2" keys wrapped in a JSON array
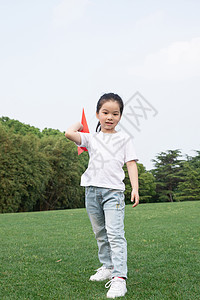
[
  {"x1": 105, "y1": 277, "x2": 125, "y2": 289},
  {"x1": 94, "y1": 266, "x2": 106, "y2": 274},
  {"x1": 105, "y1": 278, "x2": 117, "y2": 289}
]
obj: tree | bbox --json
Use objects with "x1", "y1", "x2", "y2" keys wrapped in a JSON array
[
  {"x1": 36, "y1": 135, "x2": 86, "y2": 211},
  {"x1": 0, "y1": 116, "x2": 42, "y2": 137},
  {"x1": 1, "y1": 115, "x2": 198, "y2": 213},
  {"x1": 42, "y1": 128, "x2": 63, "y2": 137},
  {"x1": 152, "y1": 150, "x2": 183, "y2": 202},
  {"x1": 0, "y1": 124, "x2": 51, "y2": 212},
  {"x1": 174, "y1": 151, "x2": 200, "y2": 201},
  {"x1": 0, "y1": 117, "x2": 90, "y2": 213}
]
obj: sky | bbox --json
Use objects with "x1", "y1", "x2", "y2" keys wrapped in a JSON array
[{"x1": 1, "y1": 0, "x2": 200, "y2": 170}]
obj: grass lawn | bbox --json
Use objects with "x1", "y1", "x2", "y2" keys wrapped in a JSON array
[{"x1": 0, "y1": 201, "x2": 200, "y2": 299}]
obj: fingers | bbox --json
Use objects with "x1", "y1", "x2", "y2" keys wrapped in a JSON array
[
  {"x1": 131, "y1": 192, "x2": 139, "y2": 208},
  {"x1": 132, "y1": 198, "x2": 139, "y2": 208}
]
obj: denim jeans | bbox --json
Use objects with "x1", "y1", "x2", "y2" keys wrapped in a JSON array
[{"x1": 85, "y1": 186, "x2": 127, "y2": 278}]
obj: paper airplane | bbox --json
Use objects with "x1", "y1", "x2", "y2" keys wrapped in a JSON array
[{"x1": 78, "y1": 108, "x2": 89, "y2": 155}]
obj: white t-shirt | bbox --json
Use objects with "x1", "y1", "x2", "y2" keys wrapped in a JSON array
[{"x1": 77, "y1": 131, "x2": 138, "y2": 191}]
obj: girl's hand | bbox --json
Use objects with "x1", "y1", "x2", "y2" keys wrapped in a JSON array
[
  {"x1": 78, "y1": 123, "x2": 83, "y2": 132},
  {"x1": 65, "y1": 122, "x2": 83, "y2": 144},
  {"x1": 71, "y1": 122, "x2": 83, "y2": 132},
  {"x1": 131, "y1": 189, "x2": 139, "y2": 208}
]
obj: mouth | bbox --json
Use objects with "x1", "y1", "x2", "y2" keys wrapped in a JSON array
[{"x1": 105, "y1": 122, "x2": 113, "y2": 125}]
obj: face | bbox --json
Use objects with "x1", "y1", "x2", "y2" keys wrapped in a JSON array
[{"x1": 96, "y1": 100, "x2": 121, "y2": 133}]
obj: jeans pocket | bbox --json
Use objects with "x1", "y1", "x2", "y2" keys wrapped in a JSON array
[
  {"x1": 112, "y1": 191, "x2": 125, "y2": 210},
  {"x1": 85, "y1": 186, "x2": 91, "y2": 197},
  {"x1": 119, "y1": 191, "x2": 125, "y2": 208}
]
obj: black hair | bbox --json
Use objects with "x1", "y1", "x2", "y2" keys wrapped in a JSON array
[{"x1": 96, "y1": 93, "x2": 124, "y2": 132}]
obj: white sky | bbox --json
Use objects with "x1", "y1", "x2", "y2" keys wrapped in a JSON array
[{"x1": 1, "y1": 0, "x2": 200, "y2": 169}]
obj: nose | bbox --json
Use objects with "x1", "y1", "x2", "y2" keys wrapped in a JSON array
[{"x1": 107, "y1": 114, "x2": 113, "y2": 120}]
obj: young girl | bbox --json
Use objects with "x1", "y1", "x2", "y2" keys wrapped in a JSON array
[{"x1": 65, "y1": 93, "x2": 139, "y2": 298}]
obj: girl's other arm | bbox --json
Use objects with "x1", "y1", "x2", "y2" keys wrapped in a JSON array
[
  {"x1": 65, "y1": 122, "x2": 83, "y2": 145},
  {"x1": 126, "y1": 160, "x2": 139, "y2": 208}
]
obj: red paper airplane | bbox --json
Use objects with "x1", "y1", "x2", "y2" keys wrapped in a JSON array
[{"x1": 78, "y1": 108, "x2": 89, "y2": 155}]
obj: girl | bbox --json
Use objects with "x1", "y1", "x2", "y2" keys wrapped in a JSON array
[{"x1": 65, "y1": 93, "x2": 139, "y2": 298}]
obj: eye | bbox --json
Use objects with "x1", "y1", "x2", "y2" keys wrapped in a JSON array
[{"x1": 103, "y1": 112, "x2": 108, "y2": 114}]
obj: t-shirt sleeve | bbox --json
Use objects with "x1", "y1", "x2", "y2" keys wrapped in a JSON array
[
  {"x1": 124, "y1": 136, "x2": 138, "y2": 163},
  {"x1": 75, "y1": 132, "x2": 90, "y2": 149}
]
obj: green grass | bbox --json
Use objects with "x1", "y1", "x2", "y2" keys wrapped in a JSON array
[{"x1": 0, "y1": 202, "x2": 200, "y2": 300}]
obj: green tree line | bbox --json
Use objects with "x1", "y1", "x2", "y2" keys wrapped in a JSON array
[{"x1": 0, "y1": 117, "x2": 199, "y2": 213}]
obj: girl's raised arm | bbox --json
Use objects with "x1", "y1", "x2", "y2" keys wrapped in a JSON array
[{"x1": 65, "y1": 122, "x2": 83, "y2": 145}]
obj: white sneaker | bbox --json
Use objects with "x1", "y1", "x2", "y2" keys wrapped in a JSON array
[
  {"x1": 90, "y1": 266, "x2": 113, "y2": 281},
  {"x1": 106, "y1": 277, "x2": 127, "y2": 298}
]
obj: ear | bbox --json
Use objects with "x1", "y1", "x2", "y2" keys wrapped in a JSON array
[{"x1": 96, "y1": 112, "x2": 99, "y2": 120}]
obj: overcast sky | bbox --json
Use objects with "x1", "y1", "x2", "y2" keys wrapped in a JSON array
[{"x1": 1, "y1": 0, "x2": 200, "y2": 169}]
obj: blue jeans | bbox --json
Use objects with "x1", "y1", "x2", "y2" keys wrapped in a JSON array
[{"x1": 85, "y1": 186, "x2": 127, "y2": 278}]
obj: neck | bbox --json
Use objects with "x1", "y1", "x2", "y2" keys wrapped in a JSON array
[{"x1": 101, "y1": 129, "x2": 117, "y2": 134}]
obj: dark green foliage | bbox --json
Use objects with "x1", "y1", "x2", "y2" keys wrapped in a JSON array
[
  {"x1": 42, "y1": 127, "x2": 64, "y2": 136},
  {"x1": 0, "y1": 124, "x2": 50, "y2": 212},
  {"x1": 152, "y1": 149, "x2": 200, "y2": 202},
  {"x1": 138, "y1": 171, "x2": 156, "y2": 203},
  {"x1": 36, "y1": 136, "x2": 85, "y2": 211},
  {"x1": 152, "y1": 150, "x2": 183, "y2": 202},
  {"x1": 0, "y1": 116, "x2": 42, "y2": 137},
  {"x1": 0, "y1": 117, "x2": 88, "y2": 213},
  {"x1": 0, "y1": 117, "x2": 199, "y2": 213},
  {"x1": 174, "y1": 151, "x2": 200, "y2": 201}
]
